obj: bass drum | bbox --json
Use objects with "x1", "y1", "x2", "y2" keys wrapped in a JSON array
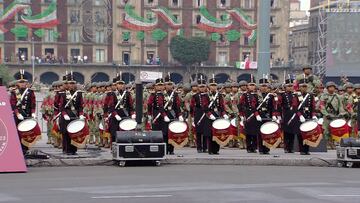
[
  {"x1": 260, "y1": 121, "x2": 282, "y2": 149},
  {"x1": 119, "y1": 119, "x2": 137, "y2": 131},
  {"x1": 329, "y1": 119, "x2": 349, "y2": 142},
  {"x1": 17, "y1": 118, "x2": 41, "y2": 148},
  {"x1": 168, "y1": 121, "x2": 189, "y2": 149},
  {"x1": 67, "y1": 119, "x2": 90, "y2": 148},
  {"x1": 211, "y1": 119, "x2": 232, "y2": 147},
  {"x1": 299, "y1": 120, "x2": 323, "y2": 147}
]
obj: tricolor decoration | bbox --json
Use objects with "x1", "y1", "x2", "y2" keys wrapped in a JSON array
[
  {"x1": 197, "y1": 6, "x2": 233, "y2": 33},
  {"x1": 227, "y1": 8, "x2": 257, "y2": 30},
  {"x1": 152, "y1": 7, "x2": 182, "y2": 29},
  {"x1": 245, "y1": 29, "x2": 257, "y2": 45},
  {"x1": 0, "y1": 1, "x2": 29, "y2": 33},
  {"x1": 122, "y1": 4, "x2": 158, "y2": 31},
  {"x1": 21, "y1": 0, "x2": 59, "y2": 29}
]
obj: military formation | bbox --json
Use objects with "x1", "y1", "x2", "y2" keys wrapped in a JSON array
[{"x1": 8, "y1": 65, "x2": 360, "y2": 156}]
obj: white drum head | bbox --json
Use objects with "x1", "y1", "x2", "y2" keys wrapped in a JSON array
[
  {"x1": 300, "y1": 121, "x2": 318, "y2": 132},
  {"x1": 119, "y1": 119, "x2": 137, "y2": 131},
  {"x1": 17, "y1": 119, "x2": 37, "y2": 132},
  {"x1": 317, "y1": 118, "x2": 323, "y2": 125},
  {"x1": 67, "y1": 120, "x2": 85, "y2": 133},
  {"x1": 212, "y1": 119, "x2": 231, "y2": 130},
  {"x1": 99, "y1": 122, "x2": 104, "y2": 130},
  {"x1": 260, "y1": 122, "x2": 279, "y2": 134},
  {"x1": 330, "y1": 119, "x2": 346, "y2": 128},
  {"x1": 169, "y1": 121, "x2": 187, "y2": 133}
]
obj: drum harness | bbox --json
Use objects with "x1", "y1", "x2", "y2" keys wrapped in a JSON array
[
  {"x1": 153, "y1": 87, "x2": 178, "y2": 123},
  {"x1": 287, "y1": 93, "x2": 310, "y2": 125},
  {"x1": 64, "y1": 90, "x2": 82, "y2": 118},
  {"x1": 246, "y1": 93, "x2": 271, "y2": 121},
  {"x1": 115, "y1": 90, "x2": 129, "y2": 117},
  {"x1": 197, "y1": 89, "x2": 221, "y2": 125},
  {"x1": 15, "y1": 88, "x2": 29, "y2": 115}
]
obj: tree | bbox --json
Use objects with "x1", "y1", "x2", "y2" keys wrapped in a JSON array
[
  {"x1": 0, "y1": 64, "x2": 14, "y2": 85},
  {"x1": 170, "y1": 36, "x2": 210, "y2": 66}
]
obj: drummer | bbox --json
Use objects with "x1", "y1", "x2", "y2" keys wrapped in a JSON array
[
  {"x1": 59, "y1": 72, "x2": 85, "y2": 155},
  {"x1": 296, "y1": 79, "x2": 318, "y2": 155},
  {"x1": 257, "y1": 76, "x2": 278, "y2": 155},
  {"x1": 108, "y1": 73, "x2": 135, "y2": 144},
  {"x1": 207, "y1": 77, "x2": 227, "y2": 155},
  {"x1": 163, "y1": 75, "x2": 184, "y2": 155},
  {"x1": 278, "y1": 77, "x2": 298, "y2": 153},
  {"x1": 190, "y1": 77, "x2": 210, "y2": 153},
  {"x1": 10, "y1": 70, "x2": 37, "y2": 155},
  {"x1": 320, "y1": 82, "x2": 346, "y2": 147}
]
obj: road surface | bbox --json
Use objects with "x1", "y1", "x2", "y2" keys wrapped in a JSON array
[{"x1": 1, "y1": 165, "x2": 359, "y2": 203}]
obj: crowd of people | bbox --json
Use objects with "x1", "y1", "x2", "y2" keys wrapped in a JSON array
[{"x1": 8, "y1": 65, "x2": 360, "y2": 156}]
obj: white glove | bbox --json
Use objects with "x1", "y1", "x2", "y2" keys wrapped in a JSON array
[
  {"x1": 312, "y1": 116, "x2": 318, "y2": 121},
  {"x1": 17, "y1": 114, "x2": 24, "y2": 121},
  {"x1": 31, "y1": 113, "x2": 36, "y2": 119},
  {"x1": 79, "y1": 115, "x2": 86, "y2": 120},
  {"x1": 164, "y1": 116, "x2": 170, "y2": 122},
  {"x1": 209, "y1": 114, "x2": 216, "y2": 120},
  {"x1": 299, "y1": 115, "x2": 306, "y2": 123},
  {"x1": 277, "y1": 116, "x2": 282, "y2": 122},
  {"x1": 192, "y1": 122, "x2": 195, "y2": 127},
  {"x1": 64, "y1": 114, "x2": 70, "y2": 121},
  {"x1": 147, "y1": 115, "x2": 152, "y2": 121},
  {"x1": 223, "y1": 114, "x2": 229, "y2": 120},
  {"x1": 131, "y1": 114, "x2": 136, "y2": 119},
  {"x1": 178, "y1": 115, "x2": 184, "y2": 122},
  {"x1": 115, "y1": 115, "x2": 122, "y2": 121},
  {"x1": 272, "y1": 116, "x2": 277, "y2": 121},
  {"x1": 240, "y1": 116, "x2": 245, "y2": 122},
  {"x1": 256, "y1": 115, "x2": 262, "y2": 122}
]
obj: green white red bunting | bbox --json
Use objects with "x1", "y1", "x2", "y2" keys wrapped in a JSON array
[
  {"x1": 21, "y1": 1, "x2": 59, "y2": 28},
  {"x1": 0, "y1": 0, "x2": 58, "y2": 34},
  {"x1": 152, "y1": 7, "x2": 182, "y2": 29},
  {"x1": 227, "y1": 8, "x2": 257, "y2": 30},
  {"x1": 122, "y1": 4, "x2": 158, "y2": 31}
]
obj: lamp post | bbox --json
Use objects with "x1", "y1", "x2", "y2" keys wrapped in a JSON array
[
  {"x1": 31, "y1": 37, "x2": 35, "y2": 83},
  {"x1": 257, "y1": 0, "x2": 271, "y2": 79}
]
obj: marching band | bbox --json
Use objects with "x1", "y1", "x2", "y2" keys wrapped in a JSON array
[{"x1": 8, "y1": 66, "x2": 360, "y2": 156}]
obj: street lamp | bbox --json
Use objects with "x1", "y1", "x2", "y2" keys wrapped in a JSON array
[{"x1": 31, "y1": 37, "x2": 35, "y2": 83}]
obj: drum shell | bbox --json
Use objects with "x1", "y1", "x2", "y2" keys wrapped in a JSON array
[
  {"x1": 17, "y1": 119, "x2": 41, "y2": 147},
  {"x1": 67, "y1": 119, "x2": 89, "y2": 145},
  {"x1": 230, "y1": 119, "x2": 237, "y2": 136},
  {"x1": 260, "y1": 122, "x2": 281, "y2": 141},
  {"x1": 168, "y1": 121, "x2": 188, "y2": 140},
  {"x1": 329, "y1": 119, "x2": 349, "y2": 138},
  {"x1": 212, "y1": 119, "x2": 231, "y2": 136},
  {"x1": 300, "y1": 124, "x2": 322, "y2": 141}
]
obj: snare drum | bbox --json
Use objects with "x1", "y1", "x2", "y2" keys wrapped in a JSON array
[
  {"x1": 168, "y1": 121, "x2": 189, "y2": 149},
  {"x1": 300, "y1": 120, "x2": 323, "y2": 147},
  {"x1": 17, "y1": 119, "x2": 41, "y2": 147},
  {"x1": 329, "y1": 119, "x2": 349, "y2": 142},
  {"x1": 211, "y1": 119, "x2": 232, "y2": 147},
  {"x1": 67, "y1": 119, "x2": 90, "y2": 148},
  {"x1": 119, "y1": 119, "x2": 137, "y2": 131},
  {"x1": 260, "y1": 121, "x2": 282, "y2": 149}
]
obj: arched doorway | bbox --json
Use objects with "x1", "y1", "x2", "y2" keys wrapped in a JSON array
[
  {"x1": 13, "y1": 71, "x2": 32, "y2": 82},
  {"x1": 170, "y1": 73, "x2": 183, "y2": 84},
  {"x1": 91, "y1": 72, "x2": 110, "y2": 82},
  {"x1": 270, "y1": 74, "x2": 279, "y2": 82},
  {"x1": 237, "y1": 73, "x2": 255, "y2": 83},
  {"x1": 215, "y1": 73, "x2": 230, "y2": 84},
  {"x1": 40, "y1": 72, "x2": 59, "y2": 85},
  {"x1": 73, "y1": 72, "x2": 84, "y2": 84}
]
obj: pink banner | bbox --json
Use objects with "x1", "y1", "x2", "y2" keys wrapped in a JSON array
[{"x1": 0, "y1": 86, "x2": 27, "y2": 173}]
